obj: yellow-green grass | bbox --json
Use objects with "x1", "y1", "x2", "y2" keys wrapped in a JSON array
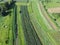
[
  {"x1": 56, "y1": 18, "x2": 60, "y2": 27},
  {"x1": 28, "y1": 1, "x2": 60, "y2": 45},
  {"x1": 17, "y1": 5, "x2": 26, "y2": 45},
  {"x1": 43, "y1": 2, "x2": 60, "y2": 29},
  {"x1": 0, "y1": 9, "x2": 14, "y2": 45},
  {"x1": 43, "y1": 2, "x2": 60, "y2": 8},
  {"x1": 0, "y1": 1, "x2": 60, "y2": 45},
  {"x1": 42, "y1": 1, "x2": 60, "y2": 29},
  {"x1": 16, "y1": 2, "x2": 29, "y2": 6}
]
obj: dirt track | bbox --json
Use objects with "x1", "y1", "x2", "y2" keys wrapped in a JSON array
[
  {"x1": 48, "y1": 7, "x2": 60, "y2": 13},
  {"x1": 38, "y1": 1, "x2": 58, "y2": 30}
]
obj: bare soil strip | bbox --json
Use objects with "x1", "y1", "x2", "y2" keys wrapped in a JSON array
[
  {"x1": 38, "y1": 2, "x2": 58, "y2": 30},
  {"x1": 48, "y1": 7, "x2": 60, "y2": 13}
]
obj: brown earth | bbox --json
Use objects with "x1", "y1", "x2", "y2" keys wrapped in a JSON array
[{"x1": 48, "y1": 7, "x2": 60, "y2": 13}]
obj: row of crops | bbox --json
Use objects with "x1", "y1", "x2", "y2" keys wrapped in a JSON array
[
  {"x1": 41, "y1": 0, "x2": 60, "y2": 28},
  {"x1": 27, "y1": 1, "x2": 60, "y2": 45},
  {"x1": 0, "y1": 0, "x2": 60, "y2": 45},
  {"x1": 16, "y1": 2, "x2": 42, "y2": 45}
]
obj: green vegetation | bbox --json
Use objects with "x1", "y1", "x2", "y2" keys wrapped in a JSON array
[
  {"x1": 44, "y1": 2, "x2": 60, "y2": 8},
  {"x1": 0, "y1": 9, "x2": 13, "y2": 45},
  {"x1": 28, "y1": 1, "x2": 57, "y2": 45},
  {"x1": 41, "y1": 0, "x2": 60, "y2": 29},
  {"x1": 0, "y1": 0, "x2": 60, "y2": 45}
]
